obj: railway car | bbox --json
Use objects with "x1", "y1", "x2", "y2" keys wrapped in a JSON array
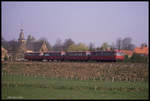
[
  {"x1": 64, "y1": 51, "x2": 90, "y2": 61},
  {"x1": 24, "y1": 50, "x2": 124, "y2": 62},
  {"x1": 24, "y1": 52, "x2": 43, "y2": 61},
  {"x1": 90, "y1": 51, "x2": 116, "y2": 62},
  {"x1": 42, "y1": 51, "x2": 65, "y2": 61}
]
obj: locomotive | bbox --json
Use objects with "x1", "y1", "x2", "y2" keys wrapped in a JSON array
[{"x1": 24, "y1": 50, "x2": 124, "y2": 62}]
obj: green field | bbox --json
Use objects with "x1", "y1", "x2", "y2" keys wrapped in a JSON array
[
  {"x1": 1, "y1": 62, "x2": 149, "y2": 99},
  {"x1": 2, "y1": 73, "x2": 148, "y2": 99}
]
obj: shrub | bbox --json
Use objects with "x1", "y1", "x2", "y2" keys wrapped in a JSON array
[
  {"x1": 4, "y1": 55, "x2": 8, "y2": 61},
  {"x1": 130, "y1": 53, "x2": 148, "y2": 63},
  {"x1": 123, "y1": 55, "x2": 129, "y2": 62}
]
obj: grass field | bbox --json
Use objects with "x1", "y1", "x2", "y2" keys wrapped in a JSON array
[{"x1": 1, "y1": 61, "x2": 149, "y2": 99}]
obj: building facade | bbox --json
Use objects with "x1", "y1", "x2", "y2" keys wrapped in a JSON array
[{"x1": 2, "y1": 29, "x2": 49, "y2": 60}]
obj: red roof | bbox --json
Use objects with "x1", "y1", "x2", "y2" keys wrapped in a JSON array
[{"x1": 134, "y1": 46, "x2": 148, "y2": 55}]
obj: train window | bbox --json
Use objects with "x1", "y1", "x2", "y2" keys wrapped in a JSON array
[
  {"x1": 116, "y1": 52, "x2": 124, "y2": 56},
  {"x1": 103, "y1": 52, "x2": 112, "y2": 56},
  {"x1": 34, "y1": 53, "x2": 40, "y2": 56},
  {"x1": 40, "y1": 53, "x2": 43, "y2": 56},
  {"x1": 44, "y1": 53, "x2": 50, "y2": 56},
  {"x1": 53, "y1": 53, "x2": 61, "y2": 56},
  {"x1": 120, "y1": 52, "x2": 124, "y2": 56},
  {"x1": 43, "y1": 52, "x2": 61, "y2": 56},
  {"x1": 98, "y1": 52, "x2": 103, "y2": 56},
  {"x1": 26, "y1": 53, "x2": 40, "y2": 56},
  {"x1": 86, "y1": 52, "x2": 91, "y2": 56},
  {"x1": 111, "y1": 52, "x2": 115, "y2": 56},
  {"x1": 91, "y1": 52, "x2": 96, "y2": 56},
  {"x1": 26, "y1": 53, "x2": 32, "y2": 56},
  {"x1": 103, "y1": 52, "x2": 106, "y2": 56},
  {"x1": 66, "y1": 52, "x2": 86, "y2": 56}
]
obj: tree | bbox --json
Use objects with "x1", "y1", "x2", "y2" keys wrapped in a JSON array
[
  {"x1": 53, "y1": 38, "x2": 63, "y2": 51},
  {"x1": 4, "y1": 55, "x2": 9, "y2": 61},
  {"x1": 110, "y1": 42, "x2": 115, "y2": 51},
  {"x1": 96, "y1": 47, "x2": 101, "y2": 51},
  {"x1": 2, "y1": 37, "x2": 8, "y2": 49},
  {"x1": 63, "y1": 38, "x2": 74, "y2": 51},
  {"x1": 26, "y1": 35, "x2": 36, "y2": 43},
  {"x1": 116, "y1": 37, "x2": 122, "y2": 50},
  {"x1": 2, "y1": 37, "x2": 6, "y2": 42},
  {"x1": 77, "y1": 43, "x2": 89, "y2": 51},
  {"x1": 123, "y1": 55, "x2": 129, "y2": 62},
  {"x1": 122, "y1": 37, "x2": 135, "y2": 50},
  {"x1": 130, "y1": 53, "x2": 148, "y2": 63},
  {"x1": 115, "y1": 37, "x2": 135, "y2": 50},
  {"x1": 67, "y1": 44, "x2": 77, "y2": 51},
  {"x1": 100, "y1": 42, "x2": 109, "y2": 51},
  {"x1": 141, "y1": 43, "x2": 147, "y2": 47},
  {"x1": 67, "y1": 43, "x2": 89, "y2": 51},
  {"x1": 8, "y1": 39, "x2": 18, "y2": 51},
  {"x1": 89, "y1": 42, "x2": 95, "y2": 51},
  {"x1": 26, "y1": 35, "x2": 36, "y2": 50}
]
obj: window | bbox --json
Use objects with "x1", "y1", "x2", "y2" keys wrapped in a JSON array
[
  {"x1": 116, "y1": 52, "x2": 124, "y2": 56},
  {"x1": 66, "y1": 52, "x2": 86, "y2": 56},
  {"x1": 44, "y1": 53, "x2": 49, "y2": 56}
]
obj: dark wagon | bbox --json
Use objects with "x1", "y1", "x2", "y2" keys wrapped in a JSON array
[{"x1": 64, "y1": 51, "x2": 90, "y2": 61}]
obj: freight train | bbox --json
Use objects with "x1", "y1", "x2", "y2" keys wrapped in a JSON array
[{"x1": 24, "y1": 50, "x2": 124, "y2": 62}]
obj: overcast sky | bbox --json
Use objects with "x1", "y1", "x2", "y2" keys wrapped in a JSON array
[{"x1": 2, "y1": 2, "x2": 148, "y2": 47}]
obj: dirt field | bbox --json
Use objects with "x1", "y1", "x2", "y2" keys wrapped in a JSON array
[{"x1": 2, "y1": 61, "x2": 148, "y2": 82}]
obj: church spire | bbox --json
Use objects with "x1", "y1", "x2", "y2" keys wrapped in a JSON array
[{"x1": 18, "y1": 28, "x2": 25, "y2": 41}]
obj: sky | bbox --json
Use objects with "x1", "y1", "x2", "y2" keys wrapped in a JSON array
[{"x1": 2, "y1": 2, "x2": 149, "y2": 47}]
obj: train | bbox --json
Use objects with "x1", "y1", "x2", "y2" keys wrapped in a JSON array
[{"x1": 24, "y1": 50, "x2": 124, "y2": 62}]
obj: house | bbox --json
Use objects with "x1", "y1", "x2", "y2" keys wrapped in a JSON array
[
  {"x1": 26, "y1": 40, "x2": 48, "y2": 53},
  {"x1": 134, "y1": 46, "x2": 148, "y2": 56},
  {"x1": 1, "y1": 47, "x2": 9, "y2": 61}
]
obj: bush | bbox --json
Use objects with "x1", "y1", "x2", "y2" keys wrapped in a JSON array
[
  {"x1": 123, "y1": 55, "x2": 129, "y2": 62},
  {"x1": 130, "y1": 53, "x2": 148, "y2": 63},
  {"x1": 4, "y1": 55, "x2": 8, "y2": 61}
]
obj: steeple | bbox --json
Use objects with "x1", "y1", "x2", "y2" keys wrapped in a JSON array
[
  {"x1": 18, "y1": 29, "x2": 25, "y2": 41},
  {"x1": 16, "y1": 28, "x2": 26, "y2": 59}
]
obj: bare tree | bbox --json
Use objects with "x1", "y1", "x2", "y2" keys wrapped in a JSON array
[
  {"x1": 8, "y1": 39, "x2": 18, "y2": 51},
  {"x1": 53, "y1": 38, "x2": 63, "y2": 51},
  {"x1": 26, "y1": 35, "x2": 36, "y2": 50},
  {"x1": 116, "y1": 37, "x2": 122, "y2": 50},
  {"x1": 115, "y1": 37, "x2": 135, "y2": 50},
  {"x1": 122, "y1": 37, "x2": 135, "y2": 50},
  {"x1": 141, "y1": 43, "x2": 147, "y2": 47},
  {"x1": 89, "y1": 42, "x2": 95, "y2": 51},
  {"x1": 63, "y1": 38, "x2": 74, "y2": 51}
]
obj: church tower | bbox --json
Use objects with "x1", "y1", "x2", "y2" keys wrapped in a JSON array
[
  {"x1": 18, "y1": 29, "x2": 25, "y2": 43},
  {"x1": 16, "y1": 29, "x2": 26, "y2": 59}
]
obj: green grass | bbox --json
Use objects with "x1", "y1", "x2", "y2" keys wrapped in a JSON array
[{"x1": 2, "y1": 73, "x2": 149, "y2": 99}]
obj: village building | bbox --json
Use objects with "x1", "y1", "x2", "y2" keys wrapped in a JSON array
[
  {"x1": 1, "y1": 47, "x2": 9, "y2": 61},
  {"x1": 134, "y1": 46, "x2": 148, "y2": 56},
  {"x1": 2, "y1": 29, "x2": 49, "y2": 60},
  {"x1": 16, "y1": 29, "x2": 27, "y2": 59}
]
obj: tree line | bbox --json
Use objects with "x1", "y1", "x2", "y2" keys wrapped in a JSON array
[
  {"x1": 2, "y1": 35, "x2": 148, "y2": 52},
  {"x1": 2, "y1": 35, "x2": 148, "y2": 63}
]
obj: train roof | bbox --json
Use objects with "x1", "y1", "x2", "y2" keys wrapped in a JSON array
[
  {"x1": 90, "y1": 50, "x2": 115, "y2": 52},
  {"x1": 66, "y1": 51, "x2": 89, "y2": 53},
  {"x1": 44, "y1": 51, "x2": 64, "y2": 53}
]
